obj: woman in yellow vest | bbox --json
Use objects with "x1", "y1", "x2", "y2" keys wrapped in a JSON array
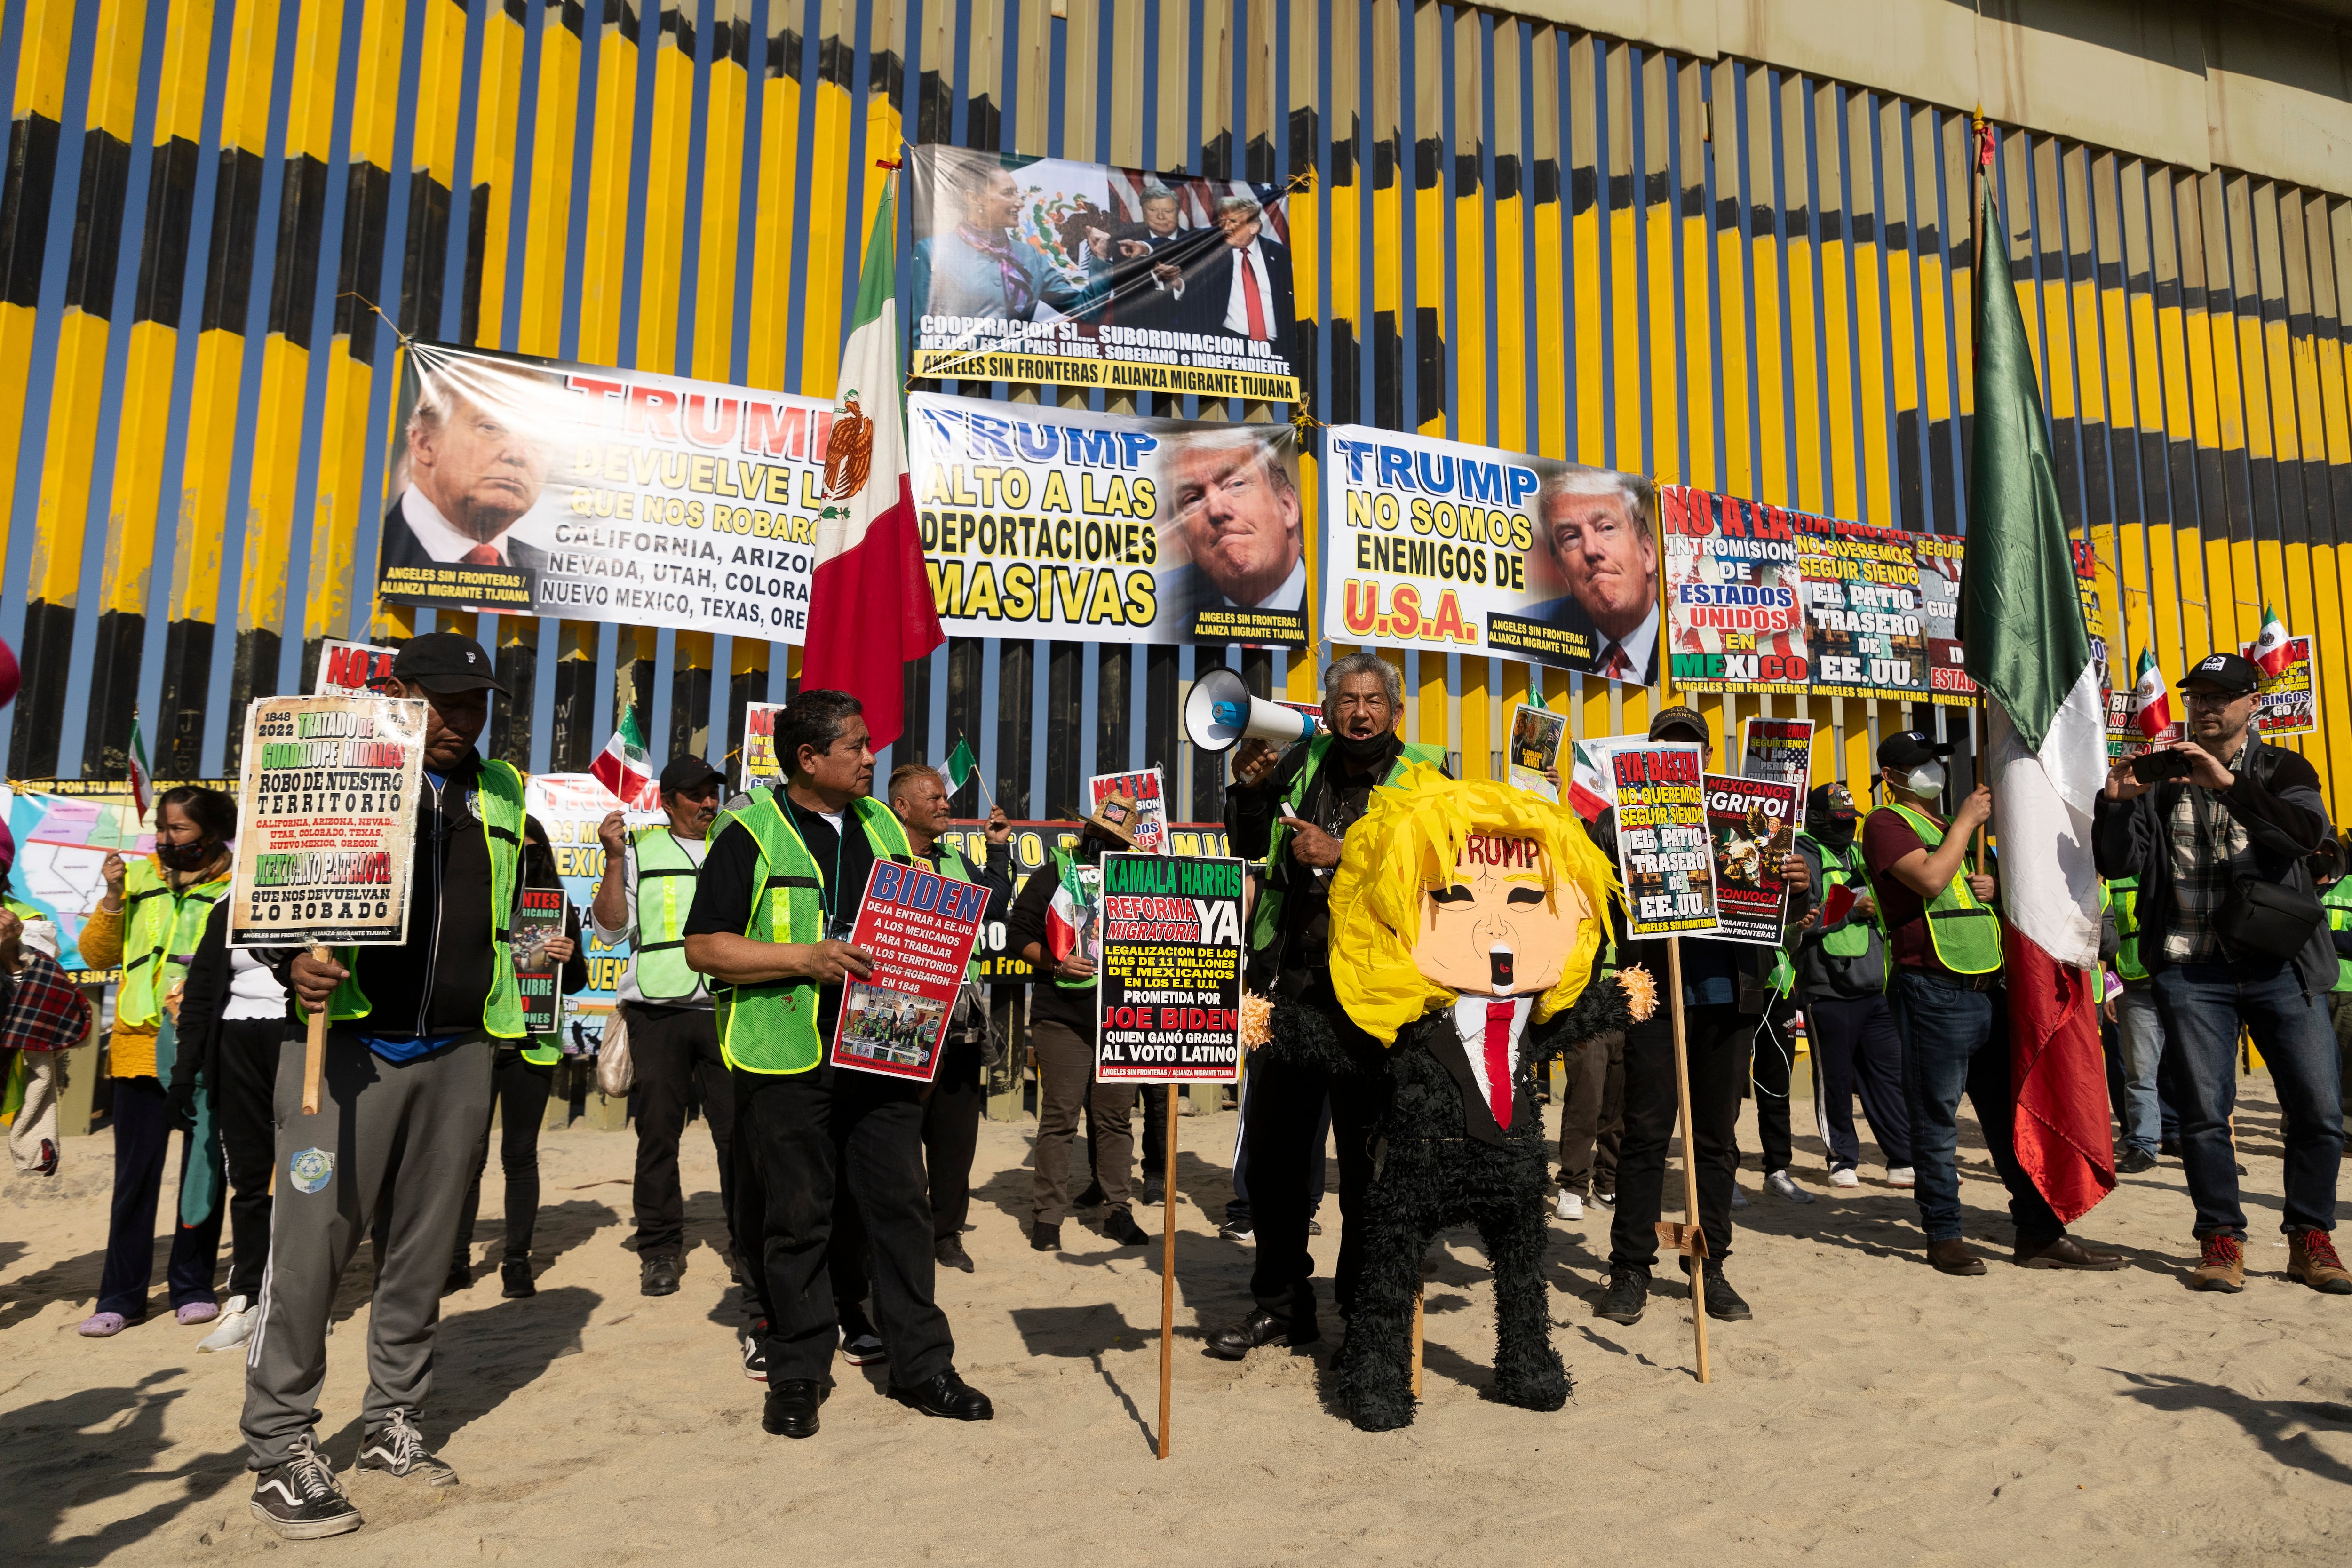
[{"x1": 77, "y1": 785, "x2": 238, "y2": 1337}]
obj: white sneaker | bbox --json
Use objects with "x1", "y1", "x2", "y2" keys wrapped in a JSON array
[
  {"x1": 1885, "y1": 1166, "x2": 1915, "y2": 1189},
  {"x1": 1828, "y1": 1167, "x2": 1861, "y2": 1189},
  {"x1": 197, "y1": 1295, "x2": 255, "y2": 1353},
  {"x1": 1765, "y1": 1169, "x2": 1814, "y2": 1205},
  {"x1": 1555, "y1": 1190, "x2": 1584, "y2": 1220},
  {"x1": 1730, "y1": 1183, "x2": 1750, "y2": 1209}
]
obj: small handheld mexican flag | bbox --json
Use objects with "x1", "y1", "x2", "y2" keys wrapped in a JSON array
[
  {"x1": 127, "y1": 712, "x2": 152, "y2": 819},
  {"x1": 1565, "y1": 738, "x2": 1614, "y2": 823},
  {"x1": 944, "y1": 736, "x2": 978, "y2": 791},
  {"x1": 1044, "y1": 852, "x2": 1097, "y2": 963},
  {"x1": 2244, "y1": 603, "x2": 2292, "y2": 675},
  {"x1": 593, "y1": 707, "x2": 660, "y2": 810},
  {"x1": 2129, "y1": 650, "x2": 2175, "y2": 740}
]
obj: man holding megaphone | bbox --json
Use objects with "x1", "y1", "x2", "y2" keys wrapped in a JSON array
[{"x1": 1199, "y1": 653, "x2": 1448, "y2": 1361}]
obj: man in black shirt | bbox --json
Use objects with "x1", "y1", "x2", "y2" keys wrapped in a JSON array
[
  {"x1": 683, "y1": 690, "x2": 993, "y2": 1440},
  {"x1": 1205, "y1": 653, "x2": 1448, "y2": 1360}
]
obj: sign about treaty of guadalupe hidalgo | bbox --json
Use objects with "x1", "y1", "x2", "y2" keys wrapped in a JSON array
[
  {"x1": 228, "y1": 696, "x2": 427, "y2": 949},
  {"x1": 379, "y1": 341, "x2": 835, "y2": 642}
]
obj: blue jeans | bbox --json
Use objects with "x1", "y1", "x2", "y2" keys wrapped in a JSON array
[
  {"x1": 2152, "y1": 960, "x2": 2344, "y2": 1239},
  {"x1": 1890, "y1": 971, "x2": 2064, "y2": 1248},
  {"x1": 2109, "y1": 986, "x2": 2164, "y2": 1156}
]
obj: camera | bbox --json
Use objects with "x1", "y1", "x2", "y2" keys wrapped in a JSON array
[{"x1": 2130, "y1": 749, "x2": 2194, "y2": 785}]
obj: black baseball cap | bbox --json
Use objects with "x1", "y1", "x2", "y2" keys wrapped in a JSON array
[
  {"x1": 1808, "y1": 781, "x2": 1857, "y2": 821},
  {"x1": 1647, "y1": 705, "x2": 1710, "y2": 743},
  {"x1": 2179, "y1": 651, "x2": 2261, "y2": 696},
  {"x1": 1876, "y1": 730, "x2": 1953, "y2": 770},
  {"x1": 389, "y1": 631, "x2": 508, "y2": 695},
  {"x1": 660, "y1": 755, "x2": 725, "y2": 795}
]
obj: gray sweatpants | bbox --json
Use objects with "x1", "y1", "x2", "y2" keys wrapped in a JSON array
[{"x1": 241, "y1": 1028, "x2": 493, "y2": 1469}]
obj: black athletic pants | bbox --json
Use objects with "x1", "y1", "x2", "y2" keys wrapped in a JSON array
[
  {"x1": 214, "y1": 1019, "x2": 286, "y2": 1301},
  {"x1": 1609, "y1": 1005, "x2": 1750, "y2": 1271},
  {"x1": 1242, "y1": 1000, "x2": 1390, "y2": 1324},
  {"x1": 455, "y1": 1043, "x2": 556, "y2": 1268}
]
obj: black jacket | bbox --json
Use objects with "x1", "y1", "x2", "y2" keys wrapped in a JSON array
[{"x1": 2092, "y1": 738, "x2": 2335, "y2": 995}]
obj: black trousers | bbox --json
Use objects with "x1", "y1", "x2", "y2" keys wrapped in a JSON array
[
  {"x1": 733, "y1": 1062, "x2": 954, "y2": 1387},
  {"x1": 1805, "y1": 993, "x2": 1912, "y2": 1170},
  {"x1": 833, "y1": 1044, "x2": 987, "y2": 1320},
  {"x1": 628, "y1": 1003, "x2": 736, "y2": 1260},
  {"x1": 96, "y1": 1076, "x2": 222, "y2": 1318},
  {"x1": 1748, "y1": 1011, "x2": 1796, "y2": 1175},
  {"x1": 1609, "y1": 1005, "x2": 1750, "y2": 1271},
  {"x1": 455, "y1": 1043, "x2": 556, "y2": 1267},
  {"x1": 214, "y1": 1019, "x2": 286, "y2": 1301},
  {"x1": 1242, "y1": 1001, "x2": 1390, "y2": 1322},
  {"x1": 1555, "y1": 1029, "x2": 1624, "y2": 1198}
]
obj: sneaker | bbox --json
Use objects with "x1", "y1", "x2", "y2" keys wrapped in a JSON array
[
  {"x1": 441, "y1": 1263, "x2": 472, "y2": 1296},
  {"x1": 1884, "y1": 1166, "x2": 1915, "y2": 1189},
  {"x1": 1592, "y1": 1264, "x2": 1649, "y2": 1325},
  {"x1": 501, "y1": 1259, "x2": 535, "y2": 1299},
  {"x1": 197, "y1": 1296, "x2": 256, "y2": 1353},
  {"x1": 355, "y1": 1410, "x2": 459, "y2": 1487},
  {"x1": 29, "y1": 1136, "x2": 57, "y2": 1176},
  {"x1": 2288, "y1": 1229, "x2": 2352, "y2": 1295},
  {"x1": 1765, "y1": 1170, "x2": 1813, "y2": 1205},
  {"x1": 249, "y1": 1437, "x2": 363, "y2": 1539},
  {"x1": 1827, "y1": 1167, "x2": 1861, "y2": 1189},
  {"x1": 2187, "y1": 1233, "x2": 2245, "y2": 1292},
  {"x1": 740, "y1": 1325, "x2": 769, "y2": 1382},
  {"x1": 1218, "y1": 1220, "x2": 1255, "y2": 1242},
  {"x1": 1555, "y1": 1190, "x2": 1584, "y2": 1221},
  {"x1": 1698, "y1": 1267, "x2": 1753, "y2": 1322},
  {"x1": 1730, "y1": 1183, "x2": 1750, "y2": 1210},
  {"x1": 1307, "y1": 1218, "x2": 1323, "y2": 1235},
  {"x1": 1591, "y1": 1190, "x2": 1616, "y2": 1210},
  {"x1": 1140, "y1": 1178, "x2": 1165, "y2": 1207},
  {"x1": 1103, "y1": 1206, "x2": 1150, "y2": 1246},
  {"x1": 840, "y1": 1327, "x2": 888, "y2": 1366}
]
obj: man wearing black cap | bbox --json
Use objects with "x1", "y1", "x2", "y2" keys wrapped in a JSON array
[
  {"x1": 1590, "y1": 706, "x2": 1812, "y2": 1328},
  {"x1": 246, "y1": 632, "x2": 538, "y2": 1538},
  {"x1": 1790, "y1": 780, "x2": 1912, "y2": 1187},
  {"x1": 2095, "y1": 652, "x2": 2348, "y2": 1295},
  {"x1": 593, "y1": 753, "x2": 736, "y2": 1299},
  {"x1": 1864, "y1": 729, "x2": 2118, "y2": 1277}
]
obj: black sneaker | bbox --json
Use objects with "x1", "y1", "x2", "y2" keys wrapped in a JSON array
[
  {"x1": 1697, "y1": 1267, "x2": 1753, "y2": 1322},
  {"x1": 640, "y1": 1252, "x2": 682, "y2": 1297},
  {"x1": 1140, "y1": 1178, "x2": 1165, "y2": 1206},
  {"x1": 355, "y1": 1410, "x2": 459, "y2": 1486},
  {"x1": 740, "y1": 1325, "x2": 769, "y2": 1382},
  {"x1": 248, "y1": 1438, "x2": 363, "y2": 1539},
  {"x1": 441, "y1": 1262, "x2": 472, "y2": 1296},
  {"x1": 1104, "y1": 1207, "x2": 1150, "y2": 1246},
  {"x1": 500, "y1": 1259, "x2": 535, "y2": 1299},
  {"x1": 1593, "y1": 1265, "x2": 1649, "y2": 1324}
]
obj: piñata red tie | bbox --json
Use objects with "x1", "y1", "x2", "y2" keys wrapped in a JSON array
[{"x1": 1482, "y1": 1001, "x2": 1515, "y2": 1131}]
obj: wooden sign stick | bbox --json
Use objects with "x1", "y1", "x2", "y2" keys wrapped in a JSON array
[
  {"x1": 300, "y1": 945, "x2": 331, "y2": 1115},
  {"x1": 1667, "y1": 937, "x2": 1711, "y2": 1384},
  {"x1": 1157, "y1": 1082, "x2": 1178, "y2": 1460}
]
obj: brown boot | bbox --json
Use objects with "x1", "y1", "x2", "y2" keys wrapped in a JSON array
[
  {"x1": 2287, "y1": 1230, "x2": 2352, "y2": 1295},
  {"x1": 1926, "y1": 1238, "x2": 1985, "y2": 1276},
  {"x1": 2187, "y1": 1233, "x2": 2244, "y2": 1292}
]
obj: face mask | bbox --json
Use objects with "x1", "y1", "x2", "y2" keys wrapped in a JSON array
[
  {"x1": 1811, "y1": 815, "x2": 1856, "y2": 852},
  {"x1": 1074, "y1": 834, "x2": 1107, "y2": 865},
  {"x1": 1901, "y1": 761, "x2": 1947, "y2": 798},
  {"x1": 156, "y1": 838, "x2": 215, "y2": 873},
  {"x1": 1335, "y1": 728, "x2": 1393, "y2": 764}
]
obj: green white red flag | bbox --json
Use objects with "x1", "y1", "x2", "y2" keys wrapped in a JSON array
[
  {"x1": 592, "y1": 707, "x2": 659, "y2": 810},
  {"x1": 2244, "y1": 603, "x2": 2292, "y2": 675}
]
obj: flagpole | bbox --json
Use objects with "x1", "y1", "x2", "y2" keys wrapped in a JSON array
[{"x1": 1970, "y1": 109, "x2": 1994, "y2": 873}]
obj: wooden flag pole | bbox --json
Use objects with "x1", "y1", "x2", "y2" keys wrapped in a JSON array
[
  {"x1": 300, "y1": 945, "x2": 331, "y2": 1115},
  {"x1": 1666, "y1": 937, "x2": 1711, "y2": 1384},
  {"x1": 1157, "y1": 1082, "x2": 1177, "y2": 1459}
]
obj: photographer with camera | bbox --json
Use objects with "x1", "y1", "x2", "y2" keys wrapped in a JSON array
[{"x1": 2095, "y1": 652, "x2": 2348, "y2": 1296}]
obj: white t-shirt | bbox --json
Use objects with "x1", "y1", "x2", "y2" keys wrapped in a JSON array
[{"x1": 225, "y1": 947, "x2": 289, "y2": 1020}]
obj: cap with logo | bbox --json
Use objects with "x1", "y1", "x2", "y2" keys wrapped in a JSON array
[
  {"x1": 1875, "y1": 730, "x2": 1954, "y2": 771},
  {"x1": 658, "y1": 754, "x2": 726, "y2": 796},
  {"x1": 389, "y1": 631, "x2": 509, "y2": 695},
  {"x1": 1646, "y1": 705, "x2": 1710, "y2": 744},
  {"x1": 1807, "y1": 781, "x2": 1858, "y2": 822},
  {"x1": 2178, "y1": 651, "x2": 2261, "y2": 696}
]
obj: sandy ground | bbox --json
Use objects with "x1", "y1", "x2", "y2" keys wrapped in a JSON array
[{"x1": 4, "y1": 1073, "x2": 2349, "y2": 1567}]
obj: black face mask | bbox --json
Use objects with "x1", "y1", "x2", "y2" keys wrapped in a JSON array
[
  {"x1": 156, "y1": 838, "x2": 215, "y2": 873},
  {"x1": 1811, "y1": 815, "x2": 1857, "y2": 852},
  {"x1": 1334, "y1": 728, "x2": 1395, "y2": 766},
  {"x1": 1074, "y1": 834, "x2": 1107, "y2": 865}
]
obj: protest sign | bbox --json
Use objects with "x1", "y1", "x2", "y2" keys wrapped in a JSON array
[
  {"x1": 526, "y1": 773, "x2": 661, "y2": 1051},
  {"x1": 1088, "y1": 768, "x2": 1169, "y2": 852},
  {"x1": 1702, "y1": 774, "x2": 1798, "y2": 945},
  {"x1": 379, "y1": 341, "x2": 831, "y2": 640},
  {"x1": 1321, "y1": 426, "x2": 1659, "y2": 681},
  {"x1": 906, "y1": 145, "x2": 1300, "y2": 403},
  {"x1": 513, "y1": 887, "x2": 571, "y2": 1035},
  {"x1": 1094, "y1": 852, "x2": 1246, "y2": 1083},
  {"x1": 312, "y1": 639, "x2": 397, "y2": 696},
  {"x1": 1737, "y1": 716, "x2": 1815, "y2": 829},
  {"x1": 1508, "y1": 704, "x2": 1567, "y2": 801},
  {"x1": 0, "y1": 787, "x2": 153, "y2": 977},
  {"x1": 739, "y1": 701, "x2": 787, "y2": 792},
  {"x1": 2246, "y1": 635, "x2": 2318, "y2": 739},
  {"x1": 912, "y1": 391, "x2": 1307, "y2": 647},
  {"x1": 1607, "y1": 744, "x2": 1717, "y2": 938},
  {"x1": 831, "y1": 860, "x2": 989, "y2": 1082},
  {"x1": 930, "y1": 820, "x2": 1233, "y2": 981},
  {"x1": 228, "y1": 696, "x2": 426, "y2": 948},
  {"x1": 1662, "y1": 490, "x2": 1808, "y2": 689}
]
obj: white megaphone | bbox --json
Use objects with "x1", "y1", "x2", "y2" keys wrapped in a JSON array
[{"x1": 1183, "y1": 667, "x2": 1320, "y2": 754}]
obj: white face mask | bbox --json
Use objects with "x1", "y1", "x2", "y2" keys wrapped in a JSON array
[{"x1": 1901, "y1": 761, "x2": 1947, "y2": 797}]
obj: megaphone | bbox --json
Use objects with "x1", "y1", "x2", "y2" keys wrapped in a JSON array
[{"x1": 1183, "y1": 667, "x2": 1320, "y2": 754}]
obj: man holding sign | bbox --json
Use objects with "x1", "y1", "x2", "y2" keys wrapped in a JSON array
[{"x1": 243, "y1": 633, "x2": 532, "y2": 1539}]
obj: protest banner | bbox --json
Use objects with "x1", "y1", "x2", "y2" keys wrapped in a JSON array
[
  {"x1": 1090, "y1": 849, "x2": 1247, "y2": 1461},
  {"x1": 513, "y1": 887, "x2": 571, "y2": 1035},
  {"x1": 229, "y1": 695, "x2": 428, "y2": 1111},
  {"x1": 1737, "y1": 716, "x2": 1815, "y2": 829},
  {"x1": 1321, "y1": 426, "x2": 1660, "y2": 681},
  {"x1": 1702, "y1": 774, "x2": 1799, "y2": 945},
  {"x1": 739, "y1": 701, "x2": 787, "y2": 792},
  {"x1": 1087, "y1": 767, "x2": 1168, "y2": 852},
  {"x1": 930, "y1": 820, "x2": 1233, "y2": 981},
  {"x1": 2246, "y1": 635, "x2": 2318, "y2": 739},
  {"x1": 378, "y1": 341, "x2": 832, "y2": 640},
  {"x1": 1607, "y1": 744, "x2": 1717, "y2": 939},
  {"x1": 912, "y1": 390, "x2": 1307, "y2": 647},
  {"x1": 312, "y1": 639, "x2": 397, "y2": 696},
  {"x1": 526, "y1": 773, "x2": 661, "y2": 1051},
  {"x1": 1508, "y1": 704, "x2": 1567, "y2": 801},
  {"x1": 831, "y1": 860, "x2": 989, "y2": 1082},
  {"x1": 905, "y1": 145, "x2": 1301, "y2": 403},
  {"x1": 0, "y1": 787, "x2": 153, "y2": 978},
  {"x1": 1662, "y1": 490, "x2": 1807, "y2": 690}
]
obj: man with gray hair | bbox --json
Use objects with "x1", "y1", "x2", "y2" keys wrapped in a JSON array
[
  {"x1": 1205, "y1": 653, "x2": 1449, "y2": 1361},
  {"x1": 1525, "y1": 466, "x2": 1661, "y2": 684}
]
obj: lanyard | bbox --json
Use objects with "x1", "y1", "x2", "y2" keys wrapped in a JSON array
[{"x1": 785, "y1": 798, "x2": 847, "y2": 923}]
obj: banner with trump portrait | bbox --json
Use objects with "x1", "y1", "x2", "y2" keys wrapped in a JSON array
[
  {"x1": 906, "y1": 145, "x2": 1301, "y2": 403},
  {"x1": 378, "y1": 341, "x2": 840, "y2": 642},
  {"x1": 1318, "y1": 425, "x2": 1662, "y2": 684}
]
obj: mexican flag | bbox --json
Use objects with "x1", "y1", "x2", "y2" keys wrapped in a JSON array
[
  {"x1": 798, "y1": 170, "x2": 942, "y2": 751},
  {"x1": 2129, "y1": 650, "x2": 2175, "y2": 740},
  {"x1": 1044, "y1": 854, "x2": 1097, "y2": 964},
  {"x1": 2244, "y1": 603, "x2": 2292, "y2": 675},
  {"x1": 128, "y1": 712, "x2": 152, "y2": 819},
  {"x1": 1961, "y1": 163, "x2": 2114, "y2": 1226},
  {"x1": 1566, "y1": 739, "x2": 1614, "y2": 823},
  {"x1": 592, "y1": 707, "x2": 660, "y2": 810}
]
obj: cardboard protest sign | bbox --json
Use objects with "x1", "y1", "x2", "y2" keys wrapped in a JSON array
[
  {"x1": 1095, "y1": 852, "x2": 1247, "y2": 1082},
  {"x1": 1702, "y1": 774, "x2": 1798, "y2": 945},
  {"x1": 831, "y1": 860, "x2": 989, "y2": 1082},
  {"x1": 523, "y1": 772, "x2": 660, "y2": 1051},
  {"x1": 228, "y1": 696, "x2": 426, "y2": 948},
  {"x1": 739, "y1": 701, "x2": 787, "y2": 791},
  {"x1": 311, "y1": 639, "x2": 397, "y2": 696},
  {"x1": 1738, "y1": 716, "x2": 1814, "y2": 829},
  {"x1": 1088, "y1": 767, "x2": 1169, "y2": 852},
  {"x1": 2247, "y1": 635, "x2": 2318, "y2": 739},
  {"x1": 1508, "y1": 704, "x2": 1567, "y2": 801},
  {"x1": 1607, "y1": 744, "x2": 1717, "y2": 938},
  {"x1": 512, "y1": 887, "x2": 570, "y2": 1035}
]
